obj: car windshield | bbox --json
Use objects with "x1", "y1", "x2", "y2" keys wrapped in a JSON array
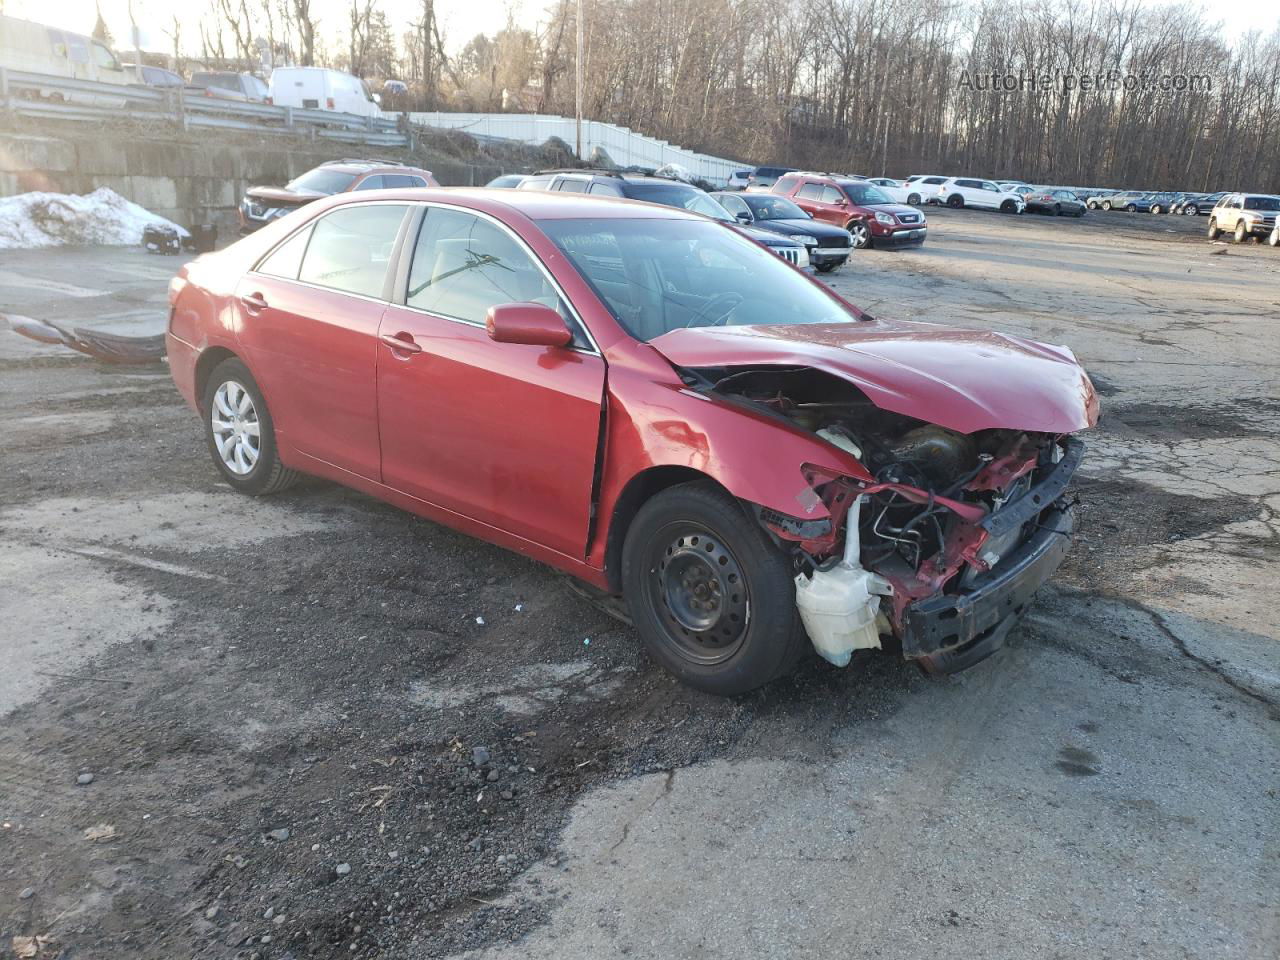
[
  {"x1": 625, "y1": 183, "x2": 732, "y2": 221},
  {"x1": 541, "y1": 218, "x2": 854, "y2": 342},
  {"x1": 840, "y1": 183, "x2": 893, "y2": 205},
  {"x1": 742, "y1": 195, "x2": 808, "y2": 220},
  {"x1": 287, "y1": 168, "x2": 359, "y2": 194},
  {"x1": 1245, "y1": 196, "x2": 1280, "y2": 210}
]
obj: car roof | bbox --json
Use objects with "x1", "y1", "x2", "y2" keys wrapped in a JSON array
[{"x1": 320, "y1": 187, "x2": 705, "y2": 221}]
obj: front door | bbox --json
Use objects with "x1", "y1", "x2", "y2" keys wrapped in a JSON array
[
  {"x1": 235, "y1": 202, "x2": 410, "y2": 480},
  {"x1": 376, "y1": 206, "x2": 606, "y2": 559}
]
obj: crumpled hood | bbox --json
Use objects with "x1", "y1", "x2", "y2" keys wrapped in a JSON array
[
  {"x1": 649, "y1": 319, "x2": 1099, "y2": 435},
  {"x1": 244, "y1": 186, "x2": 327, "y2": 206}
]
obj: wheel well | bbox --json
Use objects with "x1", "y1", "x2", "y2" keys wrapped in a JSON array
[
  {"x1": 194, "y1": 347, "x2": 238, "y2": 411},
  {"x1": 603, "y1": 466, "x2": 730, "y2": 594}
]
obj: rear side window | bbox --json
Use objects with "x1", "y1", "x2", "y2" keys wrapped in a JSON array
[
  {"x1": 517, "y1": 176, "x2": 554, "y2": 191},
  {"x1": 556, "y1": 178, "x2": 589, "y2": 193},
  {"x1": 354, "y1": 175, "x2": 385, "y2": 190},
  {"x1": 382, "y1": 174, "x2": 427, "y2": 188},
  {"x1": 796, "y1": 183, "x2": 823, "y2": 200},
  {"x1": 775, "y1": 175, "x2": 801, "y2": 192},
  {"x1": 297, "y1": 204, "x2": 408, "y2": 298},
  {"x1": 588, "y1": 182, "x2": 623, "y2": 196},
  {"x1": 257, "y1": 226, "x2": 313, "y2": 280}
]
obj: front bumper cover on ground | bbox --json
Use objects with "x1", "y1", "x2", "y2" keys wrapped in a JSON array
[{"x1": 901, "y1": 501, "x2": 1074, "y2": 673}]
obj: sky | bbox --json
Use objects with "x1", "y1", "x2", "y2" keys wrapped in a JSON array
[
  {"x1": 2, "y1": 0, "x2": 549, "y2": 57},
  {"x1": 6, "y1": 0, "x2": 1279, "y2": 61}
]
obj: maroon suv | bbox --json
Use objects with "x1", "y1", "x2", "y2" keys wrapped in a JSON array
[{"x1": 772, "y1": 173, "x2": 927, "y2": 249}]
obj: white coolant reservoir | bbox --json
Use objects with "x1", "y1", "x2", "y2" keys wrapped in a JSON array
[{"x1": 794, "y1": 496, "x2": 892, "y2": 667}]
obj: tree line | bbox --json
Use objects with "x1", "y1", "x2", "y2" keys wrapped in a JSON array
[{"x1": 186, "y1": 0, "x2": 1279, "y2": 190}]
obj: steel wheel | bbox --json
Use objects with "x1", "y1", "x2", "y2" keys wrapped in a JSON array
[
  {"x1": 210, "y1": 379, "x2": 261, "y2": 476},
  {"x1": 646, "y1": 522, "x2": 749, "y2": 665}
]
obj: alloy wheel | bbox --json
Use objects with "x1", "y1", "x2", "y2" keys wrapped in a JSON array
[
  {"x1": 210, "y1": 380, "x2": 261, "y2": 475},
  {"x1": 850, "y1": 222, "x2": 871, "y2": 248}
]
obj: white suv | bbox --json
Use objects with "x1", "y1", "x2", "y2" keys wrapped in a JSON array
[{"x1": 935, "y1": 177, "x2": 1026, "y2": 213}]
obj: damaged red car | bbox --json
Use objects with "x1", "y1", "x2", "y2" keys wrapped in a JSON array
[{"x1": 167, "y1": 188, "x2": 1097, "y2": 694}]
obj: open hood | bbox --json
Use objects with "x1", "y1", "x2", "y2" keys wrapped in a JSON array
[{"x1": 649, "y1": 319, "x2": 1099, "y2": 435}]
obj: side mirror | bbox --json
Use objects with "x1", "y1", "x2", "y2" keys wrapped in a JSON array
[
  {"x1": 734, "y1": 212, "x2": 752, "y2": 224},
  {"x1": 486, "y1": 302, "x2": 573, "y2": 348}
]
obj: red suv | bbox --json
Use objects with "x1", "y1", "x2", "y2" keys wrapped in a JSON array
[
  {"x1": 772, "y1": 173, "x2": 927, "y2": 249},
  {"x1": 238, "y1": 159, "x2": 438, "y2": 233}
]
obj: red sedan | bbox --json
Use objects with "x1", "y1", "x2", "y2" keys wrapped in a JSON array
[{"x1": 167, "y1": 188, "x2": 1097, "y2": 694}]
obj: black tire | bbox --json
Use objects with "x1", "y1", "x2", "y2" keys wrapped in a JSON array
[
  {"x1": 202, "y1": 357, "x2": 300, "y2": 496},
  {"x1": 1207, "y1": 217, "x2": 1221, "y2": 240},
  {"x1": 1101, "y1": 201, "x2": 1112, "y2": 211},
  {"x1": 1126, "y1": 203, "x2": 1137, "y2": 212},
  {"x1": 1053, "y1": 204, "x2": 1062, "y2": 216},
  {"x1": 621, "y1": 481, "x2": 807, "y2": 695},
  {"x1": 1151, "y1": 204, "x2": 1163, "y2": 215},
  {"x1": 1000, "y1": 199, "x2": 1017, "y2": 213},
  {"x1": 847, "y1": 220, "x2": 872, "y2": 249},
  {"x1": 946, "y1": 194, "x2": 964, "y2": 208},
  {"x1": 1087, "y1": 201, "x2": 1098, "y2": 209},
  {"x1": 814, "y1": 262, "x2": 838, "y2": 273},
  {"x1": 1185, "y1": 204, "x2": 1199, "y2": 216},
  {"x1": 907, "y1": 192, "x2": 921, "y2": 205},
  {"x1": 1269, "y1": 229, "x2": 1280, "y2": 247},
  {"x1": 1233, "y1": 219, "x2": 1248, "y2": 243},
  {"x1": 1074, "y1": 208, "x2": 1085, "y2": 218}
]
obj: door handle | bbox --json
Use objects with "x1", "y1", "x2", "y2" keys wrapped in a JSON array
[
  {"x1": 240, "y1": 292, "x2": 268, "y2": 313},
  {"x1": 380, "y1": 331, "x2": 422, "y2": 354}
]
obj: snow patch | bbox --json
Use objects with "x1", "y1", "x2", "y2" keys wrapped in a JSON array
[{"x1": 0, "y1": 188, "x2": 188, "y2": 250}]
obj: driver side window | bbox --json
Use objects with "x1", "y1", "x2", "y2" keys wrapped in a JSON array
[{"x1": 405, "y1": 207, "x2": 589, "y2": 347}]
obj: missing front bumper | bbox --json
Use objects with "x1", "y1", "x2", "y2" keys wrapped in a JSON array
[{"x1": 900, "y1": 501, "x2": 1075, "y2": 672}]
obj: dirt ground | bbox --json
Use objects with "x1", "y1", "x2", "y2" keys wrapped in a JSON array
[{"x1": 1, "y1": 206, "x2": 1277, "y2": 960}]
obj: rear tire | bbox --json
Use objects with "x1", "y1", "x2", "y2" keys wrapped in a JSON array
[
  {"x1": 1053, "y1": 204, "x2": 1062, "y2": 216},
  {"x1": 202, "y1": 357, "x2": 300, "y2": 496},
  {"x1": 907, "y1": 193, "x2": 921, "y2": 205},
  {"x1": 946, "y1": 194, "x2": 964, "y2": 208},
  {"x1": 621, "y1": 482, "x2": 808, "y2": 695},
  {"x1": 1151, "y1": 204, "x2": 1163, "y2": 214}
]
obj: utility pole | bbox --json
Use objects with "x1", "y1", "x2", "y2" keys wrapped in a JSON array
[{"x1": 575, "y1": 0, "x2": 583, "y2": 160}]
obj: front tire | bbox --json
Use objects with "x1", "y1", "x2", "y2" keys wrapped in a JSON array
[
  {"x1": 1053, "y1": 204, "x2": 1062, "y2": 216},
  {"x1": 1234, "y1": 220, "x2": 1249, "y2": 243},
  {"x1": 848, "y1": 220, "x2": 872, "y2": 249},
  {"x1": 1207, "y1": 217, "x2": 1221, "y2": 240},
  {"x1": 1102, "y1": 200, "x2": 1113, "y2": 211},
  {"x1": 1185, "y1": 204, "x2": 1200, "y2": 216},
  {"x1": 1269, "y1": 228, "x2": 1280, "y2": 247},
  {"x1": 1151, "y1": 204, "x2": 1163, "y2": 214},
  {"x1": 621, "y1": 482, "x2": 807, "y2": 695},
  {"x1": 1126, "y1": 203, "x2": 1137, "y2": 212},
  {"x1": 1000, "y1": 199, "x2": 1017, "y2": 213},
  {"x1": 814, "y1": 261, "x2": 839, "y2": 273},
  {"x1": 202, "y1": 357, "x2": 299, "y2": 496}
]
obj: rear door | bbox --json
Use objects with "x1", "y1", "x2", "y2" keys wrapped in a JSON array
[
  {"x1": 235, "y1": 202, "x2": 411, "y2": 480},
  {"x1": 375, "y1": 206, "x2": 606, "y2": 558}
]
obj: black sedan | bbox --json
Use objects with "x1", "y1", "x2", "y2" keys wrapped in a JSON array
[
  {"x1": 1025, "y1": 189, "x2": 1087, "y2": 217},
  {"x1": 712, "y1": 192, "x2": 854, "y2": 272}
]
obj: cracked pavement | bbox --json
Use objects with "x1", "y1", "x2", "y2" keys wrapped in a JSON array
[{"x1": 1, "y1": 210, "x2": 1278, "y2": 959}]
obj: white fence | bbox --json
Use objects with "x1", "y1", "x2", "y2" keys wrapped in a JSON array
[{"x1": 398, "y1": 112, "x2": 745, "y2": 185}]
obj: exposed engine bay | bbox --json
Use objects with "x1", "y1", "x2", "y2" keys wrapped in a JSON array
[{"x1": 684, "y1": 364, "x2": 1081, "y2": 671}]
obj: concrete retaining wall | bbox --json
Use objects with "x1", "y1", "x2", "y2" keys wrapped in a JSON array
[{"x1": 0, "y1": 129, "x2": 508, "y2": 233}]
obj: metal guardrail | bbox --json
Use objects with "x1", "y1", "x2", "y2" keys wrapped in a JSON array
[{"x1": 0, "y1": 67, "x2": 410, "y2": 147}]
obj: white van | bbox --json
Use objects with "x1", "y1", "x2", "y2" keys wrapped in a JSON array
[
  {"x1": 0, "y1": 13, "x2": 130, "y2": 103},
  {"x1": 268, "y1": 67, "x2": 381, "y2": 117}
]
